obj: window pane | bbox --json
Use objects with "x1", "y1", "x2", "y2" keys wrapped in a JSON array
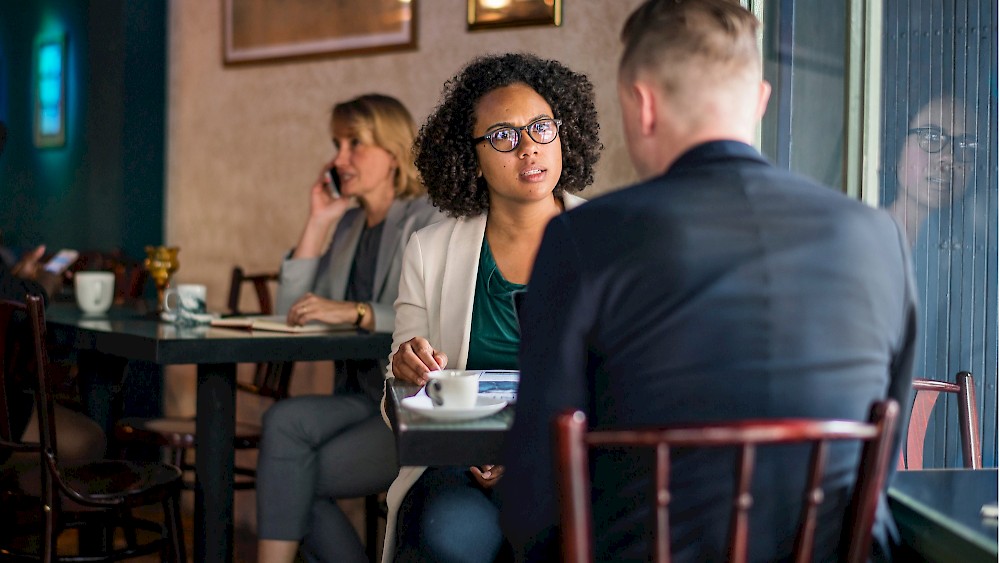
[
  {"x1": 879, "y1": 0, "x2": 998, "y2": 467},
  {"x1": 760, "y1": 0, "x2": 847, "y2": 190}
]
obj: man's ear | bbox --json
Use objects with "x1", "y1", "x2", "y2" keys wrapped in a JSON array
[
  {"x1": 755, "y1": 80, "x2": 772, "y2": 120},
  {"x1": 634, "y1": 81, "x2": 658, "y2": 136}
]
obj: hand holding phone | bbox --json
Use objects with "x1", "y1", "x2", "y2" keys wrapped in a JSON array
[
  {"x1": 44, "y1": 249, "x2": 79, "y2": 274},
  {"x1": 323, "y1": 168, "x2": 341, "y2": 199}
]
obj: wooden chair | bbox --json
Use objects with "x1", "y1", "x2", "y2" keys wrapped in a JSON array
[
  {"x1": 0, "y1": 296, "x2": 185, "y2": 562},
  {"x1": 227, "y1": 266, "x2": 277, "y2": 316},
  {"x1": 554, "y1": 400, "x2": 899, "y2": 563},
  {"x1": 898, "y1": 372, "x2": 981, "y2": 470},
  {"x1": 114, "y1": 266, "x2": 293, "y2": 489}
]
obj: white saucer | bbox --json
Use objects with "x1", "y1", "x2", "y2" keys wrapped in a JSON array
[{"x1": 400, "y1": 394, "x2": 507, "y2": 421}]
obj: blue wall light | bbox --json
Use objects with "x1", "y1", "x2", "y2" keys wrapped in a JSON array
[{"x1": 34, "y1": 33, "x2": 66, "y2": 147}]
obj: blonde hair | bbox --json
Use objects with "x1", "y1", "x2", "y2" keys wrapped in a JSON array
[
  {"x1": 331, "y1": 94, "x2": 425, "y2": 199},
  {"x1": 620, "y1": 0, "x2": 761, "y2": 98}
]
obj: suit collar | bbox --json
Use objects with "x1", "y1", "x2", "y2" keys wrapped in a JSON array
[{"x1": 666, "y1": 141, "x2": 769, "y2": 177}]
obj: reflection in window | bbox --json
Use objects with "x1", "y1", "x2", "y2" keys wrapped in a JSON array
[
  {"x1": 758, "y1": 0, "x2": 996, "y2": 468},
  {"x1": 879, "y1": 0, "x2": 997, "y2": 467}
]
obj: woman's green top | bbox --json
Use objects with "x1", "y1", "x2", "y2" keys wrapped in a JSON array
[{"x1": 466, "y1": 236, "x2": 525, "y2": 371}]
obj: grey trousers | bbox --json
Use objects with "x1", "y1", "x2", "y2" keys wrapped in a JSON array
[{"x1": 256, "y1": 393, "x2": 398, "y2": 563}]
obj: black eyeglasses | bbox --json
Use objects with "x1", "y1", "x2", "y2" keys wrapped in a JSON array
[
  {"x1": 473, "y1": 118, "x2": 562, "y2": 153},
  {"x1": 907, "y1": 127, "x2": 979, "y2": 163}
]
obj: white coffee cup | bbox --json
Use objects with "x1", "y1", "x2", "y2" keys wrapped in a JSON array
[
  {"x1": 163, "y1": 283, "x2": 208, "y2": 324},
  {"x1": 426, "y1": 370, "x2": 480, "y2": 409},
  {"x1": 74, "y1": 271, "x2": 115, "y2": 315}
]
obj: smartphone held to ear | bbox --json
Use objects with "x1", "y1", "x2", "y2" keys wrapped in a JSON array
[
  {"x1": 44, "y1": 249, "x2": 79, "y2": 274},
  {"x1": 324, "y1": 168, "x2": 341, "y2": 198}
]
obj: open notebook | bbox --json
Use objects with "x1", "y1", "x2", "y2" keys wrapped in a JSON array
[{"x1": 210, "y1": 315, "x2": 355, "y2": 333}]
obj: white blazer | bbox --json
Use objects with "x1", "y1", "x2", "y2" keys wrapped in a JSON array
[{"x1": 380, "y1": 193, "x2": 586, "y2": 562}]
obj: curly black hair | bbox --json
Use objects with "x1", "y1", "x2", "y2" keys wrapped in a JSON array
[{"x1": 414, "y1": 52, "x2": 602, "y2": 218}]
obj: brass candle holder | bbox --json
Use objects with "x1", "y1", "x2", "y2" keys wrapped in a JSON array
[{"x1": 144, "y1": 245, "x2": 179, "y2": 314}]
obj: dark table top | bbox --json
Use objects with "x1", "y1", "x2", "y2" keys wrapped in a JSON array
[
  {"x1": 45, "y1": 303, "x2": 393, "y2": 364},
  {"x1": 387, "y1": 379, "x2": 513, "y2": 466},
  {"x1": 888, "y1": 468, "x2": 998, "y2": 562}
]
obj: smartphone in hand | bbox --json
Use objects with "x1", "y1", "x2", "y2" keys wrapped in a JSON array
[
  {"x1": 43, "y1": 249, "x2": 79, "y2": 274},
  {"x1": 324, "y1": 168, "x2": 341, "y2": 198}
]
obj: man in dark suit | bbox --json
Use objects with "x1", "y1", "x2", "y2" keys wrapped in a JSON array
[{"x1": 499, "y1": 1, "x2": 917, "y2": 561}]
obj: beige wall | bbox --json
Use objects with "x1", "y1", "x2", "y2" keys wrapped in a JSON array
[
  {"x1": 165, "y1": 0, "x2": 645, "y2": 531},
  {"x1": 166, "y1": 0, "x2": 643, "y2": 309}
]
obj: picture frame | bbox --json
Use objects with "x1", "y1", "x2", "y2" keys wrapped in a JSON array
[
  {"x1": 467, "y1": 0, "x2": 562, "y2": 31},
  {"x1": 224, "y1": 0, "x2": 417, "y2": 64},
  {"x1": 34, "y1": 33, "x2": 66, "y2": 148}
]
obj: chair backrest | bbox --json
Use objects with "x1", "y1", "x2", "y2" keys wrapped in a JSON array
[
  {"x1": 898, "y1": 372, "x2": 981, "y2": 470},
  {"x1": 227, "y1": 266, "x2": 278, "y2": 316},
  {"x1": 226, "y1": 266, "x2": 291, "y2": 400},
  {"x1": 554, "y1": 400, "x2": 899, "y2": 563},
  {"x1": 0, "y1": 299, "x2": 37, "y2": 453}
]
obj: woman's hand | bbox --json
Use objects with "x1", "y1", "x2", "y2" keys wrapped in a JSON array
[
  {"x1": 286, "y1": 293, "x2": 354, "y2": 326},
  {"x1": 391, "y1": 337, "x2": 448, "y2": 385},
  {"x1": 469, "y1": 465, "x2": 504, "y2": 489},
  {"x1": 11, "y1": 244, "x2": 46, "y2": 279},
  {"x1": 12, "y1": 245, "x2": 63, "y2": 298},
  {"x1": 291, "y1": 164, "x2": 353, "y2": 260},
  {"x1": 307, "y1": 166, "x2": 352, "y2": 225}
]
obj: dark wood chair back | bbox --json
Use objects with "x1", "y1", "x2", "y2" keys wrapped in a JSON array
[
  {"x1": 0, "y1": 299, "x2": 37, "y2": 454},
  {"x1": 226, "y1": 266, "x2": 291, "y2": 400},
  {"x1": 1, "y1": 295, "x2": 187, "y2": 562},
  {"x1": 554, "y1": 400, "x2": 899, "y2": 563},
  {"x1": 899, "y1": 372, "x2": 981, "y2": 470},
  {"x1": 227, "y1": 266, "x2": 278, "y2": 316}
]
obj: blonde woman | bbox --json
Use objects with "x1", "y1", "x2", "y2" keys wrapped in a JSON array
[{"x1": 257, "y1": 94, "x2": 444, "y2": 563}]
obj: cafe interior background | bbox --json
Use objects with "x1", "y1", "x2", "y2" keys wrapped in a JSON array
[{"x1": 0, "y1": 0, "x2": 996, "y2": 533}]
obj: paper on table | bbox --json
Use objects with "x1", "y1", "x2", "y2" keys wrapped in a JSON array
[
  {"x1": 210, "y1": 315, "x2": 354, "y2": 333},
  {"x1": 478, "y1": 370, "x2": 519, "y2": 403}
]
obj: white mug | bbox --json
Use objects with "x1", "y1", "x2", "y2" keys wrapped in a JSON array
[
  {"x1": 74, "y1": 272, "x2": 115, "y2": 315},
  {"x1": 163, "y1": 283, "x2": 208, "y2": 324},
  {"x1": 426, "y1": 370, "x2": 480, "y2": 409}
]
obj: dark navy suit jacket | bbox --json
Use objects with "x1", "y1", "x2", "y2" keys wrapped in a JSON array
[{"x1": 500, "y1": 142, "x2": 917, "y2": 562}]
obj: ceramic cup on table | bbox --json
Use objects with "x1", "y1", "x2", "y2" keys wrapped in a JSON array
[
  {"x1": 163, "y1": 283, "x2": 208, "y2": 325},
  {"x1": 74, "y1": 271, "x2": 115, "y2": 315},
  {"x1": 426, "y1": 370, "x2": 480, "y2": 409}
]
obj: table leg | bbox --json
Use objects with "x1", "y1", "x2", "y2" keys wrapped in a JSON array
[{"x1": 195, "y1": 363, "x2": 236, "y2": 563}]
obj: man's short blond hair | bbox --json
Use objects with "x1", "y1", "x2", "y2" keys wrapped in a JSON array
[{"x1": 620, "y1": 0, "x2": 761, "y2": 97}]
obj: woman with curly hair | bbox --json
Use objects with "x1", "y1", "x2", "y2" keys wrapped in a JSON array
[{"x1": 381, "y1": 53, "x2": 602, "y2": 562}]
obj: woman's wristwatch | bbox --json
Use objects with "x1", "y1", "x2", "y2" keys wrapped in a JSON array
[{"x1": 354, "y1": 302, "x2": 368, "y2": 327}]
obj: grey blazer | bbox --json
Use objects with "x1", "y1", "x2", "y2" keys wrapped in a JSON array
[{"x1": 276, "y1": 196, "x2": 444, "y2": 334}]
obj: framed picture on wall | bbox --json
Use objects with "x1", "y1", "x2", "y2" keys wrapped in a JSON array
[
  {"x1": 467, "y1": 0, "x2": 562, "y2": 31},
  {"x1": 33, "y1": 34, "x2": 66, "y2": 148},
  {"x1": 224, "y1": 0, "x2": 416, "y2": 63}
]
